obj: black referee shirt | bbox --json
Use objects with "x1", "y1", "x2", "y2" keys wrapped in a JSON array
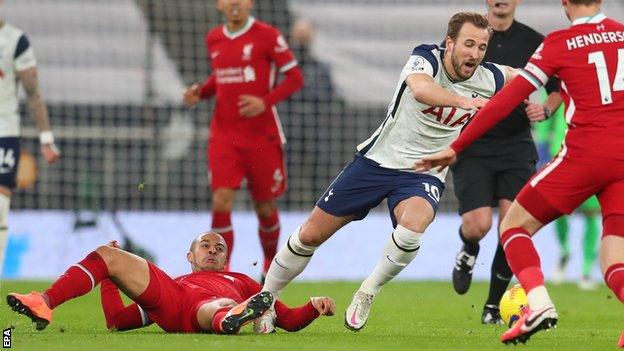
[{"x1": 460, "y1": 20, "x2": 558, "y2": 162}]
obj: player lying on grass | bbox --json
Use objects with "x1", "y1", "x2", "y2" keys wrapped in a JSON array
[{"x1": 6, "y1": 232, "x2": 335, "y2": 334}]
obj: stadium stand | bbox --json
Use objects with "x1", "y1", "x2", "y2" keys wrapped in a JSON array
[{"x1": 5, "y1": 0, "x2": 624, "y2": 213}]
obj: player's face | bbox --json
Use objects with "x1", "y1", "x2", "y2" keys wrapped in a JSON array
[
  {"x1": 187, "y1": 233, "x2": 228, "y2": 272},
  {"x1": 486, "y1": 0, "x2": 520, "y2": 17},
  {"x1": 217, "y1": 0, "x2": 253, "y2": 24},
  {"x1": 446, "y1": 23, "x2": 490, "y2": 80}
]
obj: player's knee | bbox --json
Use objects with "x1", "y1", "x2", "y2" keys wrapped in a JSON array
[
  {"x1": 462, "y1": 219, "x2": 491, "y2": 240},
  {"x1": 298, "y1": 225, "x2": 323, "y2": 247},
  {"x1": 95, "y1": 245, "x2": 116, "y2": 267},
  {"x1": 253, "y1": 200, "x2": 277, "y2": 218},
  {"x1": 212, "y1": 190, "x2": 235, "y2": 212},
  {"x1": 95, "y1": 245, "x2": 125, "y2": 274}
]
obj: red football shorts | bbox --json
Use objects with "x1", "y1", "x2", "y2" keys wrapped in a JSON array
[
  {"x1": 517, "y1": 155, "x2": 624, "y2": 237},
  {"x1": 208, "y1": 141, "x2": 286, "y2": 201},
  {"x1": 134, "y1": 263, "x2": 218, "y2": 333}
]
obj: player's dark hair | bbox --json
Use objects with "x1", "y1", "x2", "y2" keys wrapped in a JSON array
[
  {"x1": 446, "y1": 12, "x2": 492, "y2": 41},
  {"x1": 567, "y1": 0, "x2": 600, "y2": 5}
]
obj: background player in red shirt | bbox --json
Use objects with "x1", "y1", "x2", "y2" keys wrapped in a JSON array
[
  {"x1": 183, "y1": 0, "x2": 304, "y2": 276},
  {"x1": 6, "y1": 232, "x2": 335, "y2": 334},
  {"x1": 416, "y1": 0, "x2": 624, "y2": 346}
]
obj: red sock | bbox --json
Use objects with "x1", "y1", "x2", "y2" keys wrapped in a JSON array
[
  {"x1": 274, "y1": 301, "x2": 320, "y2": 332},
  {"x1": 210, "y1": 307, "x2": 231, "y2": 334},
  {"x1": 258, "y1": 210, "x2": 280, "y2": 273},
  {"x1": 44, "y1": 251, "x2": 109, "y2": 309},
  {"x1": 212, "y1": 211, "x2": 234, "y2": 270},
  {"x1": 100, "y1": 279, "x2": 145, "y2": 330},
  {"x1": 605, "y1": 263, "x2": 624, "y2": 303},
  {"x1": 501, "y1": 227, "x2": 544, "y2": 293}
]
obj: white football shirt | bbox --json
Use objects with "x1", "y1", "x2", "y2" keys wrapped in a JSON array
[
  {"x1": 0, "y1": 22, "x2": 37, "y2": 137},
  {"x1": 357, "y1": 44, "x2": 506, "y2": 181}
]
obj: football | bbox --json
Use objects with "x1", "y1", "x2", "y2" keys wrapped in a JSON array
[{"x1": 499, "y1": 284, "x2": 528, "y2": 327}]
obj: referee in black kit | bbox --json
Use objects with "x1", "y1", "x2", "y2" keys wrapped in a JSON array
[{"x1": 450, "y1": 0, "x2": 562, "y2": 324}]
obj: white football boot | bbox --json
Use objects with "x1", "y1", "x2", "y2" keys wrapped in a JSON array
[{"x1": 344, "y1": 290, "x2": 375, "y2": 331}]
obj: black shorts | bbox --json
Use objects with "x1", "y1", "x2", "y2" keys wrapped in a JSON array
[
  {"x1": 0, "y1": 137, "x2": 20, "y2": 189},
  {"x1": 451, "y1": 156, "x2": 535, "y2": 215}
]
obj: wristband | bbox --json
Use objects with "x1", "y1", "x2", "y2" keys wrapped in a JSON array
[{"x1": 39, "y1": 131, "x2": 55, "y2": 144}]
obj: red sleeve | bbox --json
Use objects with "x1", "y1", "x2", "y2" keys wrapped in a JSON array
[
  {"x1": 199, "y1": 74, "x2": 216, "y2": 99},
  {"x1": 451, "y1": 76, "x2": 536, "y2": 153},
  {"x1": 267, "y1": 27, "x2": 297, "y2": 70},
  {"x1": 263, "y1": 66, "x2": 304, "y2": 106},
  {"x1": 274, "y1": 300, "x2": 320, "y2": 332},
  {"x1": 263, "y1": 27, "x2": 304, "y2": 106},
  {"x1": 100, "y1": 279, "x2": 151, "y2": 331},
  {"x1": 526, "y1": 32, "x2": 562, "y2": 79}
]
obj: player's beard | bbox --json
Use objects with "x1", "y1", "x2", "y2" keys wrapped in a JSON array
[{"x1": 451, "y1": 52, "x2": 477, "y2": 81}]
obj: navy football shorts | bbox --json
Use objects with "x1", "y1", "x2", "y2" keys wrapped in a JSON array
[
  {"x1": 316, "y1": 153, "x2": 444, "y2": 227},
  {"x1": 0, "y1": 137, "x2": 20, "y2": 189}
]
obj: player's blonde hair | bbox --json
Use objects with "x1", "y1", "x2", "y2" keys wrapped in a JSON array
[{"x1": 446, "y1": 12, "x2": 492, "y2": 41}]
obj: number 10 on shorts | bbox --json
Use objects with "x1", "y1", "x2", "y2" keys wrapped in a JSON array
[{"x1": 422, "y1": 182, "x2": 440, "y2": 203}]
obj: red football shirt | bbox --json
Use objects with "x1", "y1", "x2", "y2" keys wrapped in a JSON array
[
  {"x1": 175, "y1": 271, "x2": 260, "y2": 303},
  {"x1": 452, "y1": 14, "x2": 624, "y2": 160},
  {"x1": 521, "y1": 14, "x2": 624, "y2": 160},
  {"x1": 205, "y1": 17, "x2": 297, "y2": 147}
]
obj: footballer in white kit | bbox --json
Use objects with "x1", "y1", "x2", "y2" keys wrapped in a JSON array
[
  {"x1": 261, "y1": 12, "x2": 519, "y2": 332},
  {"x1": 317, "y1": 44, "x2": 506, "y2": 227},
  {"x1": 0, "y1": 17, "x2": 60, "y2": 278}
]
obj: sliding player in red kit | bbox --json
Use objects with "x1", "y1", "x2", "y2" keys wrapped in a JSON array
[
  {"x1": 6, "y1": 233, "x2": 334, "y2": 334},
  {"x1": 416, "y1": 0, "x2": 624, "y2": 346},
  {"x1": 184, "y1": 0, "x2": 303, "y2": 277}
]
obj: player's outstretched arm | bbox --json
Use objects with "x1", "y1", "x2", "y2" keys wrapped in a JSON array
[
  {"x1": 273, "y1": 296, "x2": 335, "y2": 332},
  {"x1": 17, "y1": 67, "x2": 60, "y2": 164},
  {"x1": 414, "y1": 147, "x2": 457, "y2": 173},
  {"x1": 406, "y1": 74, "x2": 488, "y2": 110}
]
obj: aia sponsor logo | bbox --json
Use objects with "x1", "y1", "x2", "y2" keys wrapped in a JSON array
[{"x1": 421, "y1": 106, "x2": 476, "y2": 127}]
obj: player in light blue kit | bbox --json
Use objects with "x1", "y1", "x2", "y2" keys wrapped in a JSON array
[{"x1": 261, "y1": 12, "x2": 528, "y2": 331}]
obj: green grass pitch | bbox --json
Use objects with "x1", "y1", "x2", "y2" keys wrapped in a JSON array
[{"x1": 1, "y1": 280, "x2": 622, "y2": 350}]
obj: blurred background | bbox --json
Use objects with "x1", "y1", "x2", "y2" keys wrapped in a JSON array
[{"x1": 2, "y1": 0, "x2": 623, "y2": 281}]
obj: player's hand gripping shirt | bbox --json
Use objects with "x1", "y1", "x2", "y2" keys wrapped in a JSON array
[
  {"x1": 357, "y1": 45, "x2": 505, "y2": 181},
  {"x1": 205, "y1": 17, "x2": 297, "y2": 147},
  {"x1": 0, "y1": 22, "x2": 37, "y2": 137}
]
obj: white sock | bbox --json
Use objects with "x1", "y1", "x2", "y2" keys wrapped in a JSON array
[
  {"x1": 527, "y1": 286, "x2": 554, "y2": 311},
  {"x1": 359, "y1": 225, "x2": 423, "y2": 295},
  {"x1": 0, "y1": 193, "x2": 10, "y2": 279},
  {"x1": 262, "y1": 226, "x2": 316, "y2": 296}
]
